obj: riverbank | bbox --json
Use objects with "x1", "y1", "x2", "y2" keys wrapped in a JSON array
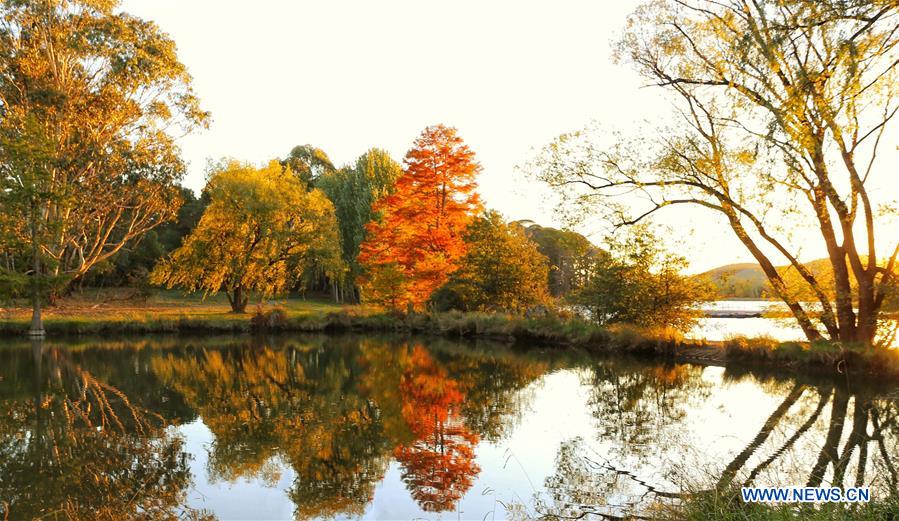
[{"x1": 1, "y1": 290, "x2": 897, "y2": 380}]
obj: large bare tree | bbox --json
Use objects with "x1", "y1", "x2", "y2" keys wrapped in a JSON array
[{"x1": 533, "y1": 0, "x2": 899, "y2": 347}]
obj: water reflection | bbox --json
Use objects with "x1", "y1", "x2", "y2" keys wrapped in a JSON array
[
  {"x1": 146, "y1": 336, "x2": 546, "y2": 518},
  {"x1": 156, "y1": 341, "x2": 394, "y2": 519},
  {"x1": 393, "y1": 346, "x2": 480, "y2": 512},
  {"x1": 0, "y1": 335, "x2": 896, "y2": 520},
  {"x1": 713, "y1": 382, "x2": 899, "y2": 491},
  {"x1": 0, "y1": 339, "x2": 207, "y2": 520},
  {"x1": 526, "y1": 369, "x2": 899, "y2": 520}
]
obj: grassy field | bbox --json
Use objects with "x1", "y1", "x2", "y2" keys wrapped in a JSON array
[{"x1": 0, "y1": 288, "x2": 351, "y2": 334}]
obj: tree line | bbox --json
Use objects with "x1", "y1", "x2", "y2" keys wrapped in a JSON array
[
  {"x1": 0, "y1": 0, "x2": 748, "y2": 336},
  {"x1": 147, "y1": 124, "x2": 704, "y2": 328}
]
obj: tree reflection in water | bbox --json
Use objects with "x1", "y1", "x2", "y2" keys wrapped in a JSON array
[
  {"x1": 1, "y1": 335, "x2": 896, "y2": 520},
  {"x1": 151, "y1": 338, "x2": 390, "y2": 519},
  {"x1": 523, "y1": 364, "x2": 899, "y2": 520},
  {"x1": 0, "y1": 339, "x2": 209, "y2": 521},
  {"x1": 393, "y1": 346, "x2": 481, "y2": 512},
  {"x1": 149, "y1": 336, "x2": 545, "y2": 518},
  {"x1": 581, "y1": 361, "x2": 713, "y2": 463},
  {"x1": 714, "y1": 381, "x2": 899, "y2": 492}
]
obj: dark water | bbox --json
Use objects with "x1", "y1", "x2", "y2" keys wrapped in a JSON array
[{"x1": 1, "y1": 334, "x2": 897, "y2": 520}]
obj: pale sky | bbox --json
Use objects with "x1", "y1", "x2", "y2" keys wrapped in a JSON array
[{"x1": 120, "y1": 0, "x2": 897, "y2": 273}]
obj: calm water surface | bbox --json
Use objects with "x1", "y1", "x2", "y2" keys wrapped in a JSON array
[
  {"x1": 1, "y1": 334, "x2": 897, "y2": 520},
  {"x1": 691, "y1": 300, "x2": 898, "y2": 347}
]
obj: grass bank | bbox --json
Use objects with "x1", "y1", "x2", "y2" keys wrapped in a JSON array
[
  {"x1": 0, "y1": 289, "x2": 349, "y2": 334},
  {"x1": 722, "y1": 335, "x2": 899, "y2": 379},
  {"x1": 0, "y1": 289, "x2": 680, "y2": 350},
  {"x1": 2, "y1": 290, "x2": 897, "y2": 380}
]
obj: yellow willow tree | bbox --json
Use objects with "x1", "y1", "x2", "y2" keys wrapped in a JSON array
[
  {"x1": 151, "y1": 161, "x2": 341, "y2": 313},
  {"x1": 532, "y1": 0, "x2": 899, "y2": 347},
  {"x1": 0, "y1": 0, "x2": 208, "y2": 334}
]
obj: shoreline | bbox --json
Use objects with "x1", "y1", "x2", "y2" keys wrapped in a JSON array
[{"x1": 2, "y1": 306, "x2": 898, "y2": 382}]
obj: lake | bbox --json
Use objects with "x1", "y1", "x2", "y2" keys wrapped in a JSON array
[
  {"x1": 691, "y1": 300, "x2": 810, "y2": 343},
  {"x1": 691, "y1": 301, "x2": 898, "y2": 347},
  {"x1": 2, "y1": 334, "x2": 897, "y2": 520}
]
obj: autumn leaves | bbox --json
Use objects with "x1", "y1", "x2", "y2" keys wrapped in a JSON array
[
  {"x1": 359, "y1": 125, "x2": 482, "y2": 311},
  {"x1": 150, "y1": 124, "x2": 497, "y2": 313},
  {"x1": 150, "y1": 161, "x2": 341, "y2": 312}
]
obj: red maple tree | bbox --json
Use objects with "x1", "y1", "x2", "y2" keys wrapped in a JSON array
[{"x1": 358, "y1": 124, "x2": 481, "y2": 310}]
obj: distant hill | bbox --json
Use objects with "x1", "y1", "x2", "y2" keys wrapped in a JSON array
[
  {"x1": 696, "y1": 258, "x2": 864, "y2": 299},
  {"x1": 696, "y1": 263, "x2": 769, "y2": 298}
]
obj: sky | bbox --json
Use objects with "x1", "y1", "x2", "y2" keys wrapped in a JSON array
[{"x1": 119, "y1": 0, "x2": 897, "y2": 273}]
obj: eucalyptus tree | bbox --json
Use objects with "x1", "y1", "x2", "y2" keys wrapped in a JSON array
[
  {"x1": 0, "y1": 0, "x2": 208, "y2": 333},
  {"x1": 532, "y1": 0, "x2": 899, "y2": 346}
]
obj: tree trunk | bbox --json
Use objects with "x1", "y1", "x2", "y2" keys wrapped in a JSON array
[
  {"x1": 29, "y1": 200, "x2": 45, "y2": 337},
  {"x1": 227, "y1": 285, "x2": 248, "y2": 313},
  {"x1": 855, "y1": 272, "x2": 878, "y2": 346},
  {"x1": 723, "y1": 208, "x2": 823, "y2": 342}
]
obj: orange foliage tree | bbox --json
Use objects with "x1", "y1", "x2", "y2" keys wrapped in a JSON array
[{"x1": 358, "y1": 125, "x2": 481, "y2": 311}]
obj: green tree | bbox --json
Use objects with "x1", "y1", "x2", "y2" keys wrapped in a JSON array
[
  {"x1": 571, "y1": 226, "x2": 708, "y2": 331},
  {"x1": 0, "y1": 0, "x2": 208, "y2": 333},
  {"x1": 282, "y1": 144, "x2": 337, "y2": 187},
  {"x1": 150, "y1": 160, "x2": 341, "y2": 313},
  {"x1": 0, "y1": 116, "x2": 55, "y2": 330},
  {"x1": 522, "y1": 224, "x2": 601, "y2": 297},
  {"x1": 316, "y1": 149, "x2": 402, "y2": 302},
  {"x1": 433, "y1": 212, "x2": 550, "y2": 312}
]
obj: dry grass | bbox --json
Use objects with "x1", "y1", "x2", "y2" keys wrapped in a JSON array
[
  {"x1": 0, "y1": 288, "x2": 351, "y2": 334},
  {"x1": 723, "y1": 334, "x2": 899, "y2": 378}
]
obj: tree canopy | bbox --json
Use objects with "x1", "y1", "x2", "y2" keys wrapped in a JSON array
[
  {"x1": 432, "y1": 212, "x2": 550, "y2": 312},
  {"x1": 532, "y1": 0, "x2": 899, "y2": 347},
  {"x1": 282, "y1": 144, "x2": 336, "y2": 187},
  {"x1": 316, "y1": 148, "x2": 403, "y2": 302},
  {"x1": 522, "y1": 224, "x2": 602, "y2": 298},
  {"x1": 359, "y1": 125, "x2": 481, "y2": 311},
  {"x1": 0, "y1": 0, "x2": 208, "y2": 329},
  {"x1": 570, "y1": 225, "x2": 709, "y2": 331},
  {"x1": 150, "y1": 160, "x2": 341, "y2": 312}
]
